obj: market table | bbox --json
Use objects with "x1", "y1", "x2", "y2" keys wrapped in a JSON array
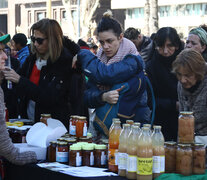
[
  {"x1": 4, "y1": 161, "x2": 207, "y2": 180},
  {"x1": 4, "y1": 162, "x2": 126, "y2": 180}
]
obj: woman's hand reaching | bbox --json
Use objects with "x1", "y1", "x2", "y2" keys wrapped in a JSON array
[{"x1": 3, "y1": 67, "x2": 20, "y2": 83}]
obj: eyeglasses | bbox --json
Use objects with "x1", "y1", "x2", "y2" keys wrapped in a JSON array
[{"x1": 31, "y1": 36, "x2": 47, "y2": 45}]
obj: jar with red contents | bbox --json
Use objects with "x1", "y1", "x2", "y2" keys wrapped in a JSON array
[
  {"x1": 69, "y1": 115, "x2": 77, "y2": 136},
  {"x1": 76, "y1": 116, "x2": 87, "y2": 138},
  {"x1": 56, "y1": 142, "x2": 69, "y2": 164}
]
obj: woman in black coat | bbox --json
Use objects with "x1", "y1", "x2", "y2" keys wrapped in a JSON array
[
  {"x1": 3, "y1": 19, "x2": 84, "y2": 129},
  {"x1": 146, "y1": 27, "x2": 184, "y2": 141}
]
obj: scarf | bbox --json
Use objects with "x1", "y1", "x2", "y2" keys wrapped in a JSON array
[
  {"x1": 96, "y1": 37, "x2": 139, "y2": 65},
  {"x1": 190, "y1": 27, "x2": 207, "y2": 45}
]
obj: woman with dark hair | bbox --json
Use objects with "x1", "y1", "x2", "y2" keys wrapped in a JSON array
[
  {"x1": 146, "y1": 27, "x2": 184, "y2": 141},
  {"x1": 172, "y1": 49, "x2": 207, "y2": 145},
  {"x1": 3, "y1": 19, "x2": 82, "y2": 129},
  {"x1": 73, "y1": 10, "x2": 150, "y2": 136},
  {"x1": 185, "y1": 27, "x2": 207, "y2": 62}
]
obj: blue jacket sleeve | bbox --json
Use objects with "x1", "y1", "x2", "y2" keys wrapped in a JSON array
[
  {"x1": 84, "y1": 80, "x2": 106, "y2": 108},
  {"x1": 77, "y1": 50, "x2": 144, "y2": 85}
]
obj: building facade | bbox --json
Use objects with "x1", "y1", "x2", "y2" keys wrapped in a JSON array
[
  {"x1": 111, "y1": 0, "x2": 207, "y2": 37},
  {"x1": 0, "y1": 0, "x2": 124, "y2": 41}
]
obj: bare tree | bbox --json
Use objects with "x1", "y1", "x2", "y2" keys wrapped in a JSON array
[
  {"x1": 144, "y1": 0, "x2": 150, "y2": 36},
  {"x1": 149, "y1": 0, "x2": 159, "y2": 35},
  {"x1": 62, "y1": 0, "x2": 100, "y2": 40},
  {"x1": 144, "y1": 0, "x2": 159, "y2": 36}
]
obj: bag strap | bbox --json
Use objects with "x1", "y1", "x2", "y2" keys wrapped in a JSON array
[{"x1": 144, "y1": 71, "x2": 156, "y2": 126}]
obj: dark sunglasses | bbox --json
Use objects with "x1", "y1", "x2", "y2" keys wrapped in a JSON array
[{"x1": 31, "y1": 36, "x2": 47, "y2": 45}]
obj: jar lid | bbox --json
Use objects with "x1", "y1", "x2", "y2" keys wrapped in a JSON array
[
  {"x1": 57, "y1": 141, "x2": 68, "y2": 145},
  {"x1": 41, "y1": 114, "x2": 51, "y2": 117},
  {"x1": 133, "y1": 122, "x2": 141, "y2": 127},
  {"x1": 70, "y1": 145, "x2": 81, "y2": 150},
  {"x1": 95, "y1": 144, "x2": 106, "y2": 150},
  {"x1": 65, "y1": 138, "x2": 76, "y2": 143},
  {"x1": 143, "y1": 124, "x2": 151, "y2": 128},
  {"x1": 180, "y1": 111, "x2": 193, "y2": 115},
  {"x1": 164, "y1": 141, "x2": 176, "y2": 146},
  {"x1": 87, "y1": 133, "x2": 92, "y2": 138},
  {"x1": 50, "y1": 141, "x2": 57, "y2": 144},
  {"x1": 178, "y1": 143, "x2": 192, "y2": 147},
  {"x1": 57, "y1": 138, "x2": 66, "y2": 141},
  {"x1": 123, "y1": 124, "x2": 130, "y2": 127},
  {"x1": 153, "y1": 125, "x2": 161, "y2": 129},
  {"x1": 193, "y1": 143, "x2": 205, "y2": 147},
  {"x1": 82, "y1": 144, "x2": 94, "y2": 150}
]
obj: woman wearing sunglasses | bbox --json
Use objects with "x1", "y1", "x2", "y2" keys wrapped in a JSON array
[{"x1": 3, "y1": 18, "x2": 81, "y2": 129}]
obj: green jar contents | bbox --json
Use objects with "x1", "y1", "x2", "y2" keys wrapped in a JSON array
[
  {"x1": 94, "y1": 144, "x2": 107, "y2": 168},
  {"x1": 69, "y1": 145, "x2": 82, "y2": 166},
  {"x1": 82, "y1": 144, "x2": 95, "y2": 166}
]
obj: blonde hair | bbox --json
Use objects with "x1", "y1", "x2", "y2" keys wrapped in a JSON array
[{"x1": 103, "y1": 10, "x2": 113, "y2": 18}]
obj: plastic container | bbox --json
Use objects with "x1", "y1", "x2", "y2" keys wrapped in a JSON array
[
  {"x1": 151, "y1": 126, "x2": 165, "y2": 179},
  {"x1": 126, "y1": 125, "x2": 141, "y2": 180},
  {"x1": 118, "y1": 124, "x2": 131, "y2": 177},
  {"x1": 137, "y1": 127, "x2": 153, "y2": 180},
  {"x1": 108, "y1": 121, "x2": 122, "y2": 173}
]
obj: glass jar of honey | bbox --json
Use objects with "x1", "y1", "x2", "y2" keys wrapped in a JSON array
[
  {"x1": 176, "y1": 144, "x2": 192, "y2": 176},
  {"x1": 94, "y1": 144, "x2": 107, "y2": 168},
  {"x1": 178, "y1": 111, "x2": 194, "y2": 143},
  {"x1": 164, "y1": 141, "x2": 176, "y2": 173},
  {"x1": 69, "y1": 144, "x2": 82, "y2": 166},
  {"x1": 40, "y1": 114, "x2": 51, "y2": 125},
  {"x1": 48, "y1": 141, "x2": 57, "y2": 162},
  {"x1": 192, "y1": 143, "x2": 205, "y2": 174}
]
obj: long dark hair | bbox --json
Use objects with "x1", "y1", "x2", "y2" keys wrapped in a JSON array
[{"x1": 154, "y1": 27, "x2": 182, "y2": 48}]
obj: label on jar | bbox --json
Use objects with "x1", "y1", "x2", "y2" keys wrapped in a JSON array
[
  {"x1": 153, "y1": 156, "x2": 161, "y2": 173},
  {"x1": 56, "y1": 152, "x2": 68, "y2": 163},
  {"x1": 127, "y1": 155, "x2": 137, "y2": 172},
  {"x1": 70, "y1": 122, "x2": 76, "y2": 135},
  {"x1": 160, "y1": 156, "x2": 165, "y2": 173},
  {"x1": 76, "y1": 152, "x2": 82, "y2": 166},
  {"x1": 118, "y1": 152, "x2": 127, "y2": 170},
  {"x1": 137, "y1": 157, "x2": 153, "y2": 175},
  {"x1": 90, "y1": 152, "x2": 94, "y2": 166},
  {"x1": 101, "y1": 151, "x2": 106, "y2": 165},
  {"x1": 115, "y1": 151, "x2": 119, "y2": 165},
  {"x1": 83, "y1": 123, "x2": 87, "y2": 137}
]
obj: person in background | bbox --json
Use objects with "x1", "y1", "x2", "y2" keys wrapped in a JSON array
[
  {"x1": 3, "y1": 19, "x2": 83, "y2": 129},
  {"x1": 77, "y1": 39, "x2": 90, "y2": 50},
  {"x1": 146, "y1": 27, "x2": 184, "y2": 141},
  {"x1": 124, "y1": 27, "x2": 153, "y2": 62},
  {"x1": 12, "y1": 33, "x2": 30, "y2": 67},
  {"x1": 0, "y1": 34, "x2": 37, "y2": 165},
  {"x1": 0, "y1": 32, "x2": 20, "y2": 119},
  {"x1": 172, "y1": 49, "x2": 207, "y2": 145},
  {"x1": 185, "y1": 27, "x2": 207, "y2": 62},
  {"x1": 88, "y1": 42, "x2": 98, "y2": 55},
  {"x1": 74, "y1": 11, "x2": 150, "y2": 137}
]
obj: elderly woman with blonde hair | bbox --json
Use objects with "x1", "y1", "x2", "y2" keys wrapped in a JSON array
[{"x1": 172, "y1": 48, "x2": 207, "y2": 145}]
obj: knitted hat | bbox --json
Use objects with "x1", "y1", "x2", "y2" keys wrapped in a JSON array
[
  {"x1": 189, "y1": 27, "x2": 207, "y2": 45},
  {"x1": 0, "y1": 34, "x2": 10, "y2": 44}
]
